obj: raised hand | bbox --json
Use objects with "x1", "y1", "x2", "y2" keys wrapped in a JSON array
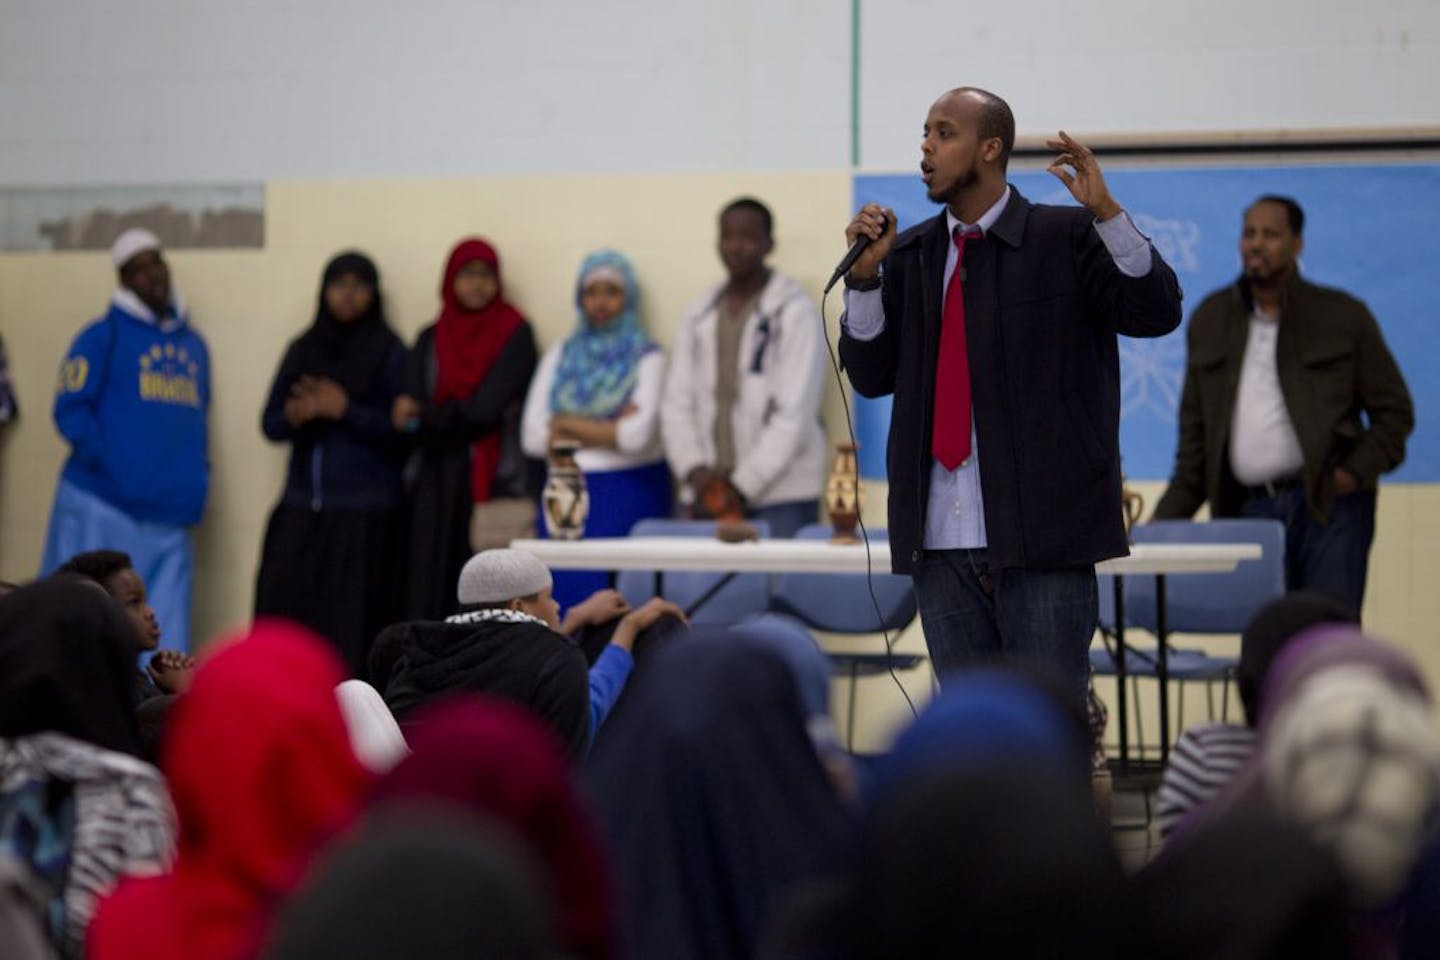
[{"x1": 1045, "y1": 131, "x2": 1122, "y2": 221}]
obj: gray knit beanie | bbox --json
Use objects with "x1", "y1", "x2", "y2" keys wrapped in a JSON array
[{"x1": 456, "y1": 549, "x2": 553, "y2": 605}]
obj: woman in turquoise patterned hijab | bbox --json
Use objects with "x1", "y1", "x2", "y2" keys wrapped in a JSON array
[
  {"x1": 550, "y1": 250, "x2": 655, "y2": 418},
  {"x1": 521, "y1": 249, "x2": 672, "y2": 611}
]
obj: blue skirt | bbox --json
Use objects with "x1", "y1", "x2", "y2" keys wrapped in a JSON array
[{"x1": 542, "y1": 460, "x2": 672, "y2": 613}]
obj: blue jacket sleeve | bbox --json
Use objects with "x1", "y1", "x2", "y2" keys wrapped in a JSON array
[
  {"x1": 587, "y1": 644, "x2": 635, "y2": 739},
  {"x1": 52, "y1": 321, "x2": 112, "y2": 467}
]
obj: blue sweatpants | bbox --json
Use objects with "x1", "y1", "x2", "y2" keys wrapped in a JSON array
[{"x1": 41, "y1": 477, "x2": 195, "y2": 651}]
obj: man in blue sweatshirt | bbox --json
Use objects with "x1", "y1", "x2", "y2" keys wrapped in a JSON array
[{"x1": 41, "y1": 228, "x2": 210, "y2": 651}]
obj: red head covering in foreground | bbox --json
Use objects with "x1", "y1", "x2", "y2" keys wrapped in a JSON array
[{"x1": 88, "y1": 620, "x2": 372, "y2": 960}]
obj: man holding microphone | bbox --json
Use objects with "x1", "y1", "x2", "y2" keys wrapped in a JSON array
[{"x1": 839, "y1": 86, "x2": 1182, "y2": 698}]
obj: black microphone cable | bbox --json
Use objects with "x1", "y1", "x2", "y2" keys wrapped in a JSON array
[{"x1": 818, "y1": 284, "x2": 919, "y2": 725}]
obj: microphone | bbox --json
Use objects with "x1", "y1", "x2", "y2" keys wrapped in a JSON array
[{"x1": 824, "y1": 213, "x2": 888, "y2": 293}]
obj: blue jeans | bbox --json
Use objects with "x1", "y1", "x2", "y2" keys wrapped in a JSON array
[
  {"x1": 912, "y1": 549, "x2": 1096, "y2": 702},
  {"x1": 1241, "y1": 488, "x2": 1375, "y2": 617}
]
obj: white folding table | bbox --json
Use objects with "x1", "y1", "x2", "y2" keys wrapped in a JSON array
[{"x1": 512, "y1": 536, "x2": 1261, "y2": 769}]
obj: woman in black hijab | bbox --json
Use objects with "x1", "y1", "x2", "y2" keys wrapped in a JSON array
[
  {"x1": 587, "y1": 637, "x2": 854, "y2": 960},
  {"x1": 255, "y1": 252, "x2": 408, "y2": 675},
  {"x1": 0, "y1": 576, "x2": 175, "y2": 957},
  {"x1": 0, "y1": 575, "x2": 139, "y2": 754}
]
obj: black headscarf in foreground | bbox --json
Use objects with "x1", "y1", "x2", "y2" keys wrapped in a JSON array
[
  {"x1": 287, "y1": 251, "x2": 400, "y2": 398},
  {"x1": 848, "y1": 767, "x2": 1131, "y2": 959},
  {"x1": 0, "y1": 575, "x2": 140, "y2": 756},
  {"x1": 587, "y1": 637, "x2": 855, "y2": 960}
]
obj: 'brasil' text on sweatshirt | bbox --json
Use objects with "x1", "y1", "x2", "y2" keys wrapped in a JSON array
[{"x1": 53, "y1": 289, "x2": 210, "y2": 526}]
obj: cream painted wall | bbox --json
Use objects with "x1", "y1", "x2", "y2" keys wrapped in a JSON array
[
  {"x1": 0, "y1": 168, "x2": 1433, "y2": 749},
  {"x1": 0, "y1": 169, "x2": 854, "y2": 646}
]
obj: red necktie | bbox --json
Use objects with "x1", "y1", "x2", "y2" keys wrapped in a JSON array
[{"x1": 932, "y1": 226, "x2": 980, "y2": 470}]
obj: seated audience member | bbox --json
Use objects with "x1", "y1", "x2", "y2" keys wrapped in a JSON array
[
  {"x1": 1256, "y1": 627, "x2": 1440, "y2": 915},
  {"x1": 255, "y1": 251, "x2": 408, "y2": 676},
  {"x1": 395, "y1": 238, "x2": 539, "y2": 621},
  {"x1": 264, "y1": 811, "x2": 557, "y2": 960},
  {"x1": 55, "y1": 549, "x2": 196, "y2": 702},
  {"x1": 369, "y1": 697, "x2": 617, "y2": 959},
  {"x1": 1176, "y1": 624, "x2": 1440, "y2": 957},
  {"x1": 0, "y1": 577, "x2": 176, "y2": 959},
  {"x1": 1155, "y1": 591, "x2": 1357, "y2": 837},
  {"x1": 660, "y1": 197, "x2": 827, "y2": 537},
  {"x1": 88, "y1": 621, "x2": 372, "y2": 960},
  {"x1": 380, "y1": 549, "x2": 685, "y2": 757},
  {"x1": 843, "y1": 670, "x2": 1126, "y2": 960},
  {"x1": 1134, "y1": 808, "x2": 1353, "y2": 960},
  {"x1": 700, "y1": 616, "x2": 857, "y2": 803},
  {"x1": 521, "y1": 249, "x2": 670, "y2": 609},
  {"x1": 334, "y1": 679, "x2": 408, "y2": 774},
  {"x1": 587, "y1": 637, "x2": 853, "y2": 960},
  {"x1": 42, "y1": 229, "x2": 210, "y2": 651}
]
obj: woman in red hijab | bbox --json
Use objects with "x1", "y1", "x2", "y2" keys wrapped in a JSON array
[
  {"x1": 87, "y1": 621, "x2": 373, "y2": 960},
  {"x1": 393, "y1": 238, "x2": 539, "y2": 622},
  {"x1": 372, "y1": 695, "x2": 618, "y2": 959}
]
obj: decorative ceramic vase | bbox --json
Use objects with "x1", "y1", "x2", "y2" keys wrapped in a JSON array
[
  {"x1": 542, "y1": 441, "x2": 589, "y2": 541},
  {"x1": 824, "y1": 443, "x2": 862, "y2": 543}
]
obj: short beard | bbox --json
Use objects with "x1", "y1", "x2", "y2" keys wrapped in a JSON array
[{"x1": 928, "y1": 167, "x2": 979, "y2": 206}]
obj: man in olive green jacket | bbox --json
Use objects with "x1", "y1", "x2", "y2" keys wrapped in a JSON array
[{"x1": 1154, "y1": 195, "x2": 1413, "y2": 615}]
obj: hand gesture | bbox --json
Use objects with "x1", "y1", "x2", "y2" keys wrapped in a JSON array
[
  {"x1": 297, "y1": 376, "x2": 349, "y2": 420},
  {"x1": 284, "y1": 393, "x2": 316, "y2": 429},
  {"x1": 844, "y1": 203, "x2": 897, "y2": 281},
  {"x1": 623, "y1": 597, "x2": 687, "y2": 631},
  {"x1": 1045, "y1": 131, "x2": 1122, "y2": 221},
  {"x1": 147, "y1": 649, "x2": 197, "y2": 695},
  {"x1": 568, "y1": 589, "x2": 631, "y2": 629},
  {"x1": 549, "y1": 415, "x2": 579, "y2": 445},
  {"x1": 391, "y1": 394, "x2": 421, "y2": 432}
]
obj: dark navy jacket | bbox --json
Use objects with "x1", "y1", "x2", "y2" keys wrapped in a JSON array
[
  {"x1": 261, "y1": 336, "x2": 408, "y2": 512},
  {"x1": 840, "y1": 189, "x2": 1183, "y2": 574}
]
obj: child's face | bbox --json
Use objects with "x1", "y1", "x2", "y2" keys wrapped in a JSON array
[
  {"x1": 105, "y1": 568, "x2": 161, "y2": 651},
  {"x1": 452, "y1": 260, "x2": 499, "y2": 312},
  {"x1": 323, "y1": 273, "x2": 375, "y2": 323},
  {"x1": 580, "y1": 279, "x2": 627, "y2": 329}
]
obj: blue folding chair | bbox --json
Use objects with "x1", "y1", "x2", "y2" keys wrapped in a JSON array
[
  {"x1": 1091, "y1": 519, "x2": 1286, "y2": 759},
  {"x1": 614, "y1": 518, "x2": 773, "y2": 624},
  {"x1": 765, "y1": 523, "x2": 924, "y2": 750}
]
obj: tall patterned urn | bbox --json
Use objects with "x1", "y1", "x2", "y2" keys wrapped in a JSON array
[
  {"x1": 824, "y1": 443, "x2": 862, "y2": 543},
  {"x1": 543, "y1": 441, "x2": 589, "y2": 541}
]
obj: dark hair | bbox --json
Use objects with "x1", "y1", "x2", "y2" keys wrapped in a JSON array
[
  {"x1": 951, "y1": 87, "x2": 1015, "y2": 168},
  {"x1": 1249, "y1": 195, "x2": 1305, "y2": 237},
  {"x1": 720, "y1": 197, "x2": 773, "y2": 237},
  {"x1": 55, "y1": 550, "x2": 134, "y2": 589},
  {"x1": 1237, "y1": 591, "x2": 1357, "y2": 725}
]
